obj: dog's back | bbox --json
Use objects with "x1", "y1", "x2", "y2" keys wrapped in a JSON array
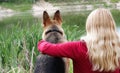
[{"x1": 34, "y1": 10, "x2": 68, "y2": 73}]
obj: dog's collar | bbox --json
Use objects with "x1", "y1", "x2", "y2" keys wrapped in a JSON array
[{"x1": 45, "y1": 29, "x2": 63, "y2": 35}]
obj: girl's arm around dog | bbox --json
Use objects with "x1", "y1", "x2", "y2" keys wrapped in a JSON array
[{"x1": 38, "y1": 40, "x2": 87, "y2": 59}]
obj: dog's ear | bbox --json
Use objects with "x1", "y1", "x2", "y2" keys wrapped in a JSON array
[
  {"x1": 43, "y1": 11, "x2": 50, "y2": 27},
  {"x1": 53, "y1": 10, "x2": 62, "y2": 24}
]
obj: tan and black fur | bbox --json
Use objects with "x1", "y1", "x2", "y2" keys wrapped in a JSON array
[{"x1": 34, "y1": 10, "x2": 69, "y2": 73}]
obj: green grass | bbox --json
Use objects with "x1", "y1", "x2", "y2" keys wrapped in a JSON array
[
  {"x1": 0, "y1": 12, "x2": 42, "y2": 73},
  {"x1": 0, "y1": 13, "x2": 39, "y2": 33},
  {"x1": 0, "y1": 22, "x2": 42, "y2": 73},
  {"x1": 0, "y1": 2, "x2": 32, "y2": 11},
  {"x1": 111, "y1": 9, "x2": 120, "y2": 26},
  {"x1": 62, "y1": 11, "x2": 89, "y2": 41},
  {"x1": 0, "y1": 9, "x2": 120, "y2": 73},
  {"x1": 110, "y1": 0, "x2": 120, "y2": 3}
]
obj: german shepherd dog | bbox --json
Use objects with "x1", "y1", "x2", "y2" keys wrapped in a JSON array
[{"x1": 34, "y1": 10, "x2": 69, "y2": 73}]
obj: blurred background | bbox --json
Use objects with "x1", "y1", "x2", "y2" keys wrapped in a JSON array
[{"x1": 0, "y1": 0, "x2": 120, "y2": 73}]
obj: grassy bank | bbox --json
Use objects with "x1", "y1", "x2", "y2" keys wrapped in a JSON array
[
  {"x1": 0, "y1": 13, "x2": 37, "y2": 33},
  {"x1": 0, "y1": 9, "x2": 120, "y2": 73},
  {"x1": 0, "y1": 17, "x2": 42, "y2": 73},
  {"x1": 0, "y1": 2, "x2": 32, "y2": 11}
]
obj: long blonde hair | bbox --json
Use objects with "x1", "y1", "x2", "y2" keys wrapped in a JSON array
[{"x1": 82, "y1": 8, "x2": 120, "y2": 72}]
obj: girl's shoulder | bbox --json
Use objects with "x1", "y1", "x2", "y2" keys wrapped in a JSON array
[
  {"x1": 79, "y1": 40, "x2": 86, "y2": 45},
  {"x1": 79, "y1": 40, "x2": 88, "y2": 51}
]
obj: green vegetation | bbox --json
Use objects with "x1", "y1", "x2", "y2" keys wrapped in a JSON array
[
  {"x1": 46, "y1": 0, "x2": 103, "y2": 3},
  {"x1": 0, "y1": 2, "x2": 32, "y2": 11},
  {"x1": 0, "y1": 23, "x2": 42, "y2": 73},
  {"x1": 0, "y1": 9, "x2": 120, "y2": 73},
  {"x1": 111, "y1": 9, "x2": 120, "y2": 26},
  {"x1": 62, "y1": 11, "x2": 89, "y2": 41},
  {"x1": 110, "y1": 0, "x2": 120, "y2": 3},
  {"x1": 0, "y1": 13, "x2": 42, "y2": 73},
  {"x1": 0, "y1": 0, "x2": 37, "y2": 4},
  {"x1": 0, "y1": 13, "x2": 37, "y2": 33}
]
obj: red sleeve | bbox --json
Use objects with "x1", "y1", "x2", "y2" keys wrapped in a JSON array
[{"x1": 38, "y1": 40, "x2": 85, "y2": 59}]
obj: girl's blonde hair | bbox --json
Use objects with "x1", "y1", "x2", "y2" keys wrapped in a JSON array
[{"x1": 82, "y1": 8, "x2": 120, "y2": 72}]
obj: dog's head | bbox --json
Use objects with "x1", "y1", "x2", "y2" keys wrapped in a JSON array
[{"x1": 42, "y1": 10, "x2": 66, "y2": 43}]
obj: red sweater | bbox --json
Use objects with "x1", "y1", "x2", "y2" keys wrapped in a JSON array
[{"x1": 38, "y1": 40, "x2": 120, "y2": 73}]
